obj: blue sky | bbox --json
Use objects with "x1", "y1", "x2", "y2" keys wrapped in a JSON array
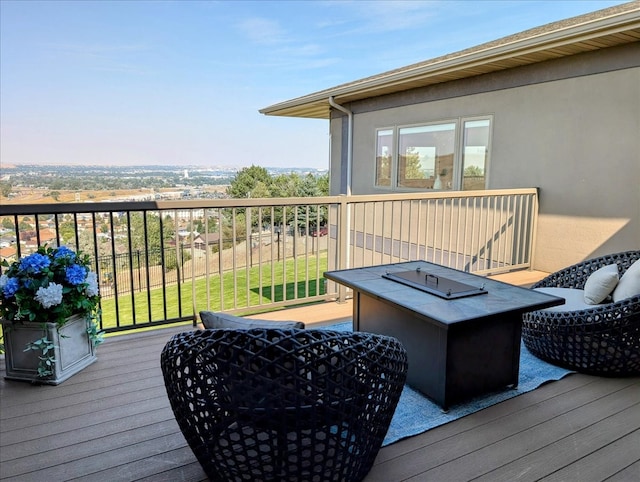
[{"x1": 0, "y1": 0, "x2": 625, "y2": 169}]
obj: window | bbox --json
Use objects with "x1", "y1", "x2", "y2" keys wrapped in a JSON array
[
  {"x1": 461, "y1": 119, "x2": 490, "y2": 190},
  {"x1": 374, "y1": 117, "x2": 492, "y2": 191},
  {"x1": 398, "y1": 123, "x2": 455, "y2": 190},
  {"x1": 375, "y1": 129, "x2": 393, "y2": 187}
]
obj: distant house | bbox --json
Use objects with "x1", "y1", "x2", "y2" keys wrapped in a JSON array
[
  {"x1": 0, "y1": 246, "x2": 17, "y2": 263},
  {"x1": 19, "y1": 228, "x2": 58, "y2": 250},
  {"x1": 260, "y1": 3, "x2": 640, "y2": 272},
  {"x1": 192, "y1": 233, "x2": 220, "y2": 250}
]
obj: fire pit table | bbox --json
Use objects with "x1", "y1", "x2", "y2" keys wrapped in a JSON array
[{"x1": 325, "y1": 261, "x2": 564, "y2": 409}]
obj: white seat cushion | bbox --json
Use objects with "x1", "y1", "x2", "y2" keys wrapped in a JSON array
[{"x1": 534, "y1": 287, "x2": 605, "y2": 312}]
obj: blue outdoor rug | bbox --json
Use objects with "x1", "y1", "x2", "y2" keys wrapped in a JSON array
[{"x1": 320, "y1": 321, "x2": 574, "y2": 446}]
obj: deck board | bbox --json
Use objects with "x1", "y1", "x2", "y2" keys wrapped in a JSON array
[
  {"x1": 536, "y1": 424, "x2": 640, "y2": 482},
  {"x1": 2, "y1": 296, "x2": 639, "y2": 482},
  {"x1": 606, "y1": 460, "x2": 640, "y2": 482},
  {"x1": 411, "y1": 385, "x2": 638, "y2": 481}
]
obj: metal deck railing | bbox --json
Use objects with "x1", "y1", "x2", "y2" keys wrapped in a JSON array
[{"x1": 0, "y1": 188, "x2": 538, "y2": 332}]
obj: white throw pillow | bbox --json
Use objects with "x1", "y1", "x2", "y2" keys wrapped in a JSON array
[
  {"x1": 612, "y1": 258, "x2": 640, "y2": 302},
  {"x1": 583, "y1": 264, "x2": 619, "y2": 304}
]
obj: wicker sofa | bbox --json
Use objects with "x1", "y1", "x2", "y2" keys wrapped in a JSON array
[{"x1": 522, "y1": 250, "x2": 640, "y2": 376}]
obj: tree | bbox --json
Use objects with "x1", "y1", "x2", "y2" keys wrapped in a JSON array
[
  {"x1": 270, "y1": 173, "x2": 301, "y2": 198},
  {"x1": 316, "y1": 173, "x2": 329, "y2": 195},
  {"x1": 402, "y1": 147, "x2": 426, "y2": 180},
  {"x1": 127, "y1": 212, "x2": 175, "y2": 254},
  {"x1": 227, "y1": 165, "x2": 272, "y2": 199},
  {"x1": 285, "y1": 174, "x2": 325, "y2": 230},
  {"x1": 2, "y1": 217, "x2": 14, "y2": 230},
  {"x1": 0, "y1": 181, "x2": 11, "y2": 198},
  {"x1": 250, "y1": 180, "x2": 271, "y2": 199},
  {"x1": 464, "y1": 165, "x2": 484, "y2": 176},
  {"x1": 59, "y1": 221, "x2": 77, "y2": 244},
  {"x1": 226, "y1": 167, "x2": 330, "y2": 240},
  {"x1": 18, "y1": 216, "x2": 32, "y2": 231}
]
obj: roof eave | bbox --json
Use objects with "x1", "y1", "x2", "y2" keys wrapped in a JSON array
[{"x1": 259, "y1": 7, "x2": 640, "y2": 120}]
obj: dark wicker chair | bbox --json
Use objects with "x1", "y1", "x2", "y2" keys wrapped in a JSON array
[
  {"x1": 522, "y1": 250, "x2": 640, "y2": 376},
  {"x1": 161, "y1": 328, "x2": 408, "y2": 482}
]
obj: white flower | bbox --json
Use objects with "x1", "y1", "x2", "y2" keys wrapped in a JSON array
[
  {"x1": 0, "y1": 274, "x2": 8, "y2": 289},
  {"x1": 85, "y1": 272, "x2": 99, "y2": 297},
  {"x1": 35, "y1": 283, "x2": 64, "y2": 309}
]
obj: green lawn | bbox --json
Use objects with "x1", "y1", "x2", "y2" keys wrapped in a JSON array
[{"x1": 100, "y1": 253, "x2": 328, "y2": 330}]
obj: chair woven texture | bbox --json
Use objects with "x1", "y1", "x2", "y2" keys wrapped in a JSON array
[
  {"x1": 522, "y1": 250, "x2": 640, "y2": 376},
  {"x1": 161, "y1": 328, "x2": 408, "y2": 482}
]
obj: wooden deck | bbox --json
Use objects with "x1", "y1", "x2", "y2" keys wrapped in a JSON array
[{"x1": 2, "y1": 270, "x2": 639, "y2": 481}]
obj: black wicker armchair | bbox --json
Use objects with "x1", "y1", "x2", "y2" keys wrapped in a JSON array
[
  {"x1": 522, "y1": 250, "x2": 640, "y2": 376},
  {"x1": 161, "y1": 328, "x2": 408, "y2": 482}
]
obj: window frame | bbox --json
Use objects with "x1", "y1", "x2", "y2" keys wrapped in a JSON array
[
  {"x1": 373, "y1": 115, "x2": 493, "y2": 191},
  {"x1": 374, "y1": 127, "x2": 395, "y2": 190},
  {"x1": 459, "y1": 115, "x2": 493, "y2": 191}
]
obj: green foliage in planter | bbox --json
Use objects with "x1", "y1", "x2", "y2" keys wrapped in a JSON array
[{"x1": 23, "y1": 335, "x2": 56, "y2": 377}]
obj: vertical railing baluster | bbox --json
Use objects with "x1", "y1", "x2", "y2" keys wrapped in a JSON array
[
  {"x1": 142, "y1": 211, "x2": 152, "y2": 324},
  {"x1": 217, "y1": 207, "x2": 225, "y2": 312},
  {"x1": 282, "y1": 205, "x2": 288, "y2": 302},
  {"x1": 257, "y1": 207, "x2": 264, "y2": 305},
  {"x1": 158, "y1": 212, "x2": 168, "y2": 323},
  {"x1": 515, "y1": 194, "x2": 522, "y2": 266},
  {"x1": 462, "y1": 197, "x2": 470, "y2": 269},
  {"x1": 245, "y1": 206, "x2": 251, "y2": 306},
  {"x1": 447, "y1": 198, "x2": 454, "y2": 267},
  {"x1": 456, "y1": 197, "x2": 461, "y2": 268},
  {"x1": 470, "y1": 197, "x2": 479, "y2": 271},
  {"x1": 426, "y1": 199, "x2": 433, "y2": 263},
  {"x1": 231, "y1": 208, "x2": 238, "y2": 310},
  {"x1": 126, "y1": 212, "x2": 137, "y2": 327},
  {"x1": 189, "y1": 209, "x2": 196, "y2": 323},
  {"x1": 108, "y1": 212, "x2": 120, "y2": 328}
]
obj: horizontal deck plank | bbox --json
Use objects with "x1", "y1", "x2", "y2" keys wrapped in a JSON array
[
  {"x1": 539, "y1": 429, "x2": 640, "y2": 482},
  {"x1": 605, "y1": 460, "x2": 640, "y2": 482},
  {"x1": 432, "y1": 388, "x2": 639, "y2": 481}
]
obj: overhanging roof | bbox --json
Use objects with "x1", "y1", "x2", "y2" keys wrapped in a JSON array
[{"x1": 260, "y1": 3, "x2": 640, "y2": 119}]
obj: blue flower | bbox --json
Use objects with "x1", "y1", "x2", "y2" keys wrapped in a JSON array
[
  {"x1": 2, "y1": 276, "x2": 19, "y2": 298},
  {"x1": 66, "y1": 264, "x2": 87, "y2": 285},
  {"x1": 18, "y1": 253, "x2": 51, "y2": 274},
  {"x1": 54, "y1": 246, "x2": 76, "y2": 261}
]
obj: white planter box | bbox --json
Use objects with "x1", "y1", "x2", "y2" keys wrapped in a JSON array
[{"x1": 2, "y1": 314, "x2": 97, "y2": 385}]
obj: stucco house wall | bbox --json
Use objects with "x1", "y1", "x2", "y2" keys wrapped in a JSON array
[{"x1": 328, "y1": 43, "x2": 640, "y2": 272}]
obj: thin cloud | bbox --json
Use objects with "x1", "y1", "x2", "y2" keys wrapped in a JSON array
[
  {"x1": 235, "y1": 17, "x2": 288, "y2": 45},
  {"x1": 42, "y1": 42, "x2": 152, "y2": 75},
  {"x1": 321, "y1": 0, "x2": 441, "y2": 36},
  {"x1": 233, "y1": 16, "x2": 335, "y2": 72}
]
